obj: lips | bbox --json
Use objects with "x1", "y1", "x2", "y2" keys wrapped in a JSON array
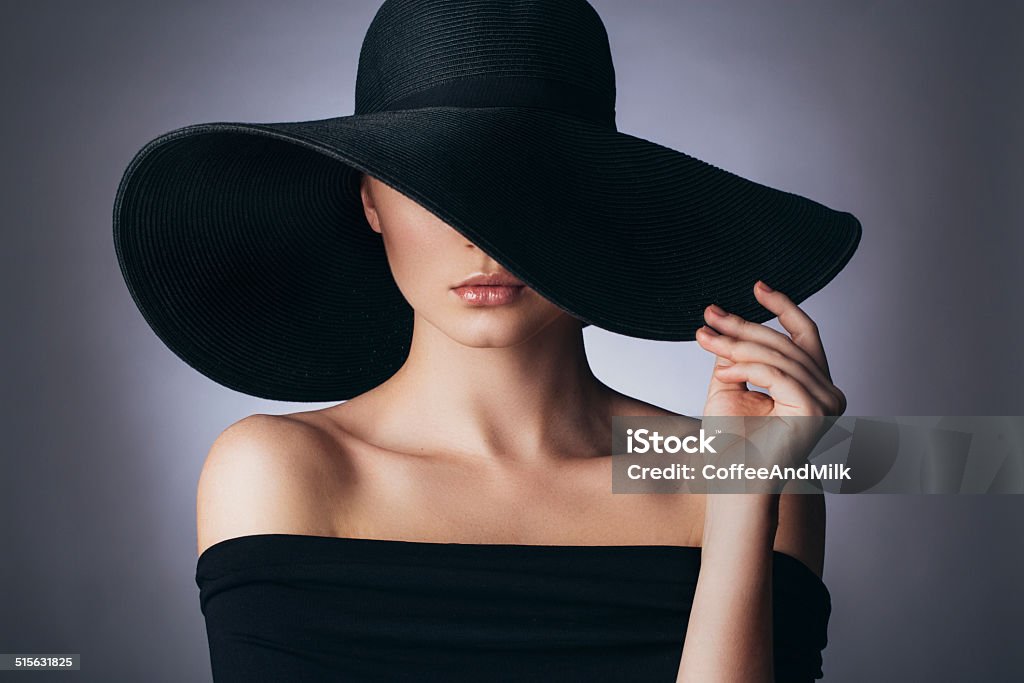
[{"x1": 451, "y1": 272, "x2": 526, "y2": 306}]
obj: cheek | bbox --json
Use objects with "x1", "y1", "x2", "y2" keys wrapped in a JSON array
[{"x1": 380, "y1": 223, "x2": 450, "y2": 301}]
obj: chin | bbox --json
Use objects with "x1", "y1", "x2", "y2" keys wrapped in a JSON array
[
  {"x1": 440, "y1": 309, "x2": 560, "y2": 348},
  {"x1": 448, "y1": 320, "x2": 543, "y2": 348}
]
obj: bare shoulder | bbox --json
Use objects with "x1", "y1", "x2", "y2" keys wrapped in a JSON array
[
  {"x1": 196, "y1": 412, "x2": 346, "y2": 558},
  {"x1": 774, "y1": 491, "x2": 826, "y2": 580}
]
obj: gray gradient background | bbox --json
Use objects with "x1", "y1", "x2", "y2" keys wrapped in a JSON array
[{"x1": 2, "y1": 1, "x2": 1022, "y2": 681}]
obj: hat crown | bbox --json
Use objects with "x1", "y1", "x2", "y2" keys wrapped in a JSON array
[{"x1": 354, "y1": 0, "x2": 617, "y2": 127}]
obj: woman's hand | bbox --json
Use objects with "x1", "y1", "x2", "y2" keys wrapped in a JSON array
[
  {"x1": 697, "y1": 280, "x2": 846, "y2": 419},
  {"x1": 694, "y1": 280, "x2": 847, "y2": 480}
]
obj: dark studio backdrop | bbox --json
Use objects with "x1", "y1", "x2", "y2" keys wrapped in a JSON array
[{"x1": 2, "y1": 1, "x2": 1022, "y2": 681}]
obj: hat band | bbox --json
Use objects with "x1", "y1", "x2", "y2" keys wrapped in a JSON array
[{"x1": 373, "y1": 75, "x2": 617, "y2": 129}]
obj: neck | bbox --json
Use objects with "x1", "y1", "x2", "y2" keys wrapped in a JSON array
[{"x1": 362, "y1": 313, "x2": 615, "y2": 463}]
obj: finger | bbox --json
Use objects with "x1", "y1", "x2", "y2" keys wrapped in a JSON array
[
  {"x1": 703, "y1": 302, "x2": 836, "y2": 392},
  {"x1": 695, "y1": 326, "x2": 843, "y2": 414},
  {"x1": 696, "y1": 326, "x2": 747, "y2": 397},
  {"x1": 752, "y1": 281, "x2": 831, "y2": 379},
  {"x1": 712, "y1": 361, "x2": 820, "y2": 416}
]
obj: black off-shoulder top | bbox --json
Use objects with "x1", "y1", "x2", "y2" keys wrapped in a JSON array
[{"x1": 195, "y1": 534, "x2": 831, "y2": 682}]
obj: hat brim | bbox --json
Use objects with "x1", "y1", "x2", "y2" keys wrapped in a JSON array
[{"x1": 114, "y1": 106, "x2": 861, "y2": 401}]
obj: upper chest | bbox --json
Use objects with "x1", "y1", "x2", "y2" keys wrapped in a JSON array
[{"x1": 316, "y1": 430, "x2": 707, "y2": 547}]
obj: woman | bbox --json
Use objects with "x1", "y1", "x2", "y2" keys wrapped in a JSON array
[{"x1": 115, "y1": 1, "x2": 859, "y2": 680}]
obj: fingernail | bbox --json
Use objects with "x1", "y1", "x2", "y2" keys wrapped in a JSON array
[
  {"x1": 757, "y1": 280, "x2": 774, "y2": 293},
  {"x1": 708, "y1": 304, "x2": 727, "y2": 316},
  {"x1": 699, "y1": 325, "x2": 720, "y2": 336}
]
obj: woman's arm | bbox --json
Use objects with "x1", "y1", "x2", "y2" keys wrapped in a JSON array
[
  {"x1": 674, "y1": 281, "x2": 845, "y2": 681},
  {"x1": 675, "y1": 494, "x2": 780, "y2": 682}
]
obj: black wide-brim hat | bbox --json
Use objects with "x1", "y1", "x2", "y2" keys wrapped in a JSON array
[{"x1": 113, "y1": 0, "x2": 862, "y2": 402}]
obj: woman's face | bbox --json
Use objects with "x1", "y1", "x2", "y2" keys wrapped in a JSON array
[{"x1": 359, "y1": 174, "x2": 578, "y2": 346}]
